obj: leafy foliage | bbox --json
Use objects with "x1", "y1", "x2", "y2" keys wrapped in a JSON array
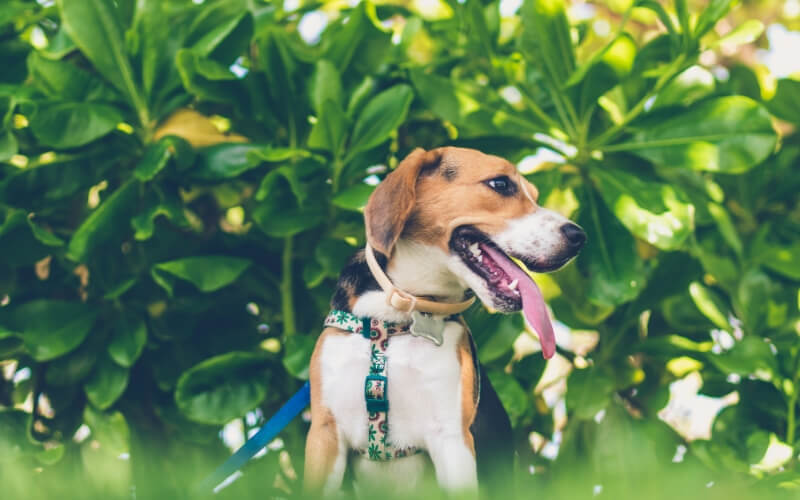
[{"x1": 0, "y1": 0, "x2": 799, "y2": 497}]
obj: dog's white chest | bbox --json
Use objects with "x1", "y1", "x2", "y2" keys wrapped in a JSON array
[{"x1": 318, "y1": 321, "x2": 466, "y2": 452}]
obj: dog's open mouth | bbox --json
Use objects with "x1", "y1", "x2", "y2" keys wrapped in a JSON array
[{"x1": 450, "y1": 227, "x2": 556, "y2": 359}]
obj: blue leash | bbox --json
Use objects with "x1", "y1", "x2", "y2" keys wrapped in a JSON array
[{"x1": 197, "y1": 382, "x2": 311, "y2": 494}]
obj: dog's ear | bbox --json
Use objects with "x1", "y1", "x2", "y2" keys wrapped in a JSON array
[{"x1": 365, "y1": 148, "x2": 442, "y2": 256}]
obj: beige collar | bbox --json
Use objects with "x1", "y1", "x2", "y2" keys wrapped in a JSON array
[{"x1": 364, "y1": 243, "x2": 475, "y2": 315}]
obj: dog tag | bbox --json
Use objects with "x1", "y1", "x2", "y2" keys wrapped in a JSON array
[{"x1": 410, "y1": 312, "x2": 445, "y2": 346}]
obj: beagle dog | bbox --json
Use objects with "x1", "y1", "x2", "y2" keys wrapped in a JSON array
[{"x1": 304, "y1": 147, "x2": 585, "y2": 495}]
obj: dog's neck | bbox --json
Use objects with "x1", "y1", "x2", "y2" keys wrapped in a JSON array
[
  {"x1": 387, "y1": 240, "x2": 466, "y2": 301},
  {"x1": 350, "y1": 240, "x2": 468, "y2": 322}
]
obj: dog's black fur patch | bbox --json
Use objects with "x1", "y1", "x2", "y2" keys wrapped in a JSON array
[
  {"x1": 442, "y1": 164, "x2": 458, "y2": 181},
  {"x1": 471, "y1": 364, "x2": 514, "y2": 495},
  {"x1": 330, "y1": 250, "x2": 385, "y2": 311}
]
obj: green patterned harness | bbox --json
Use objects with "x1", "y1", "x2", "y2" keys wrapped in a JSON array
[{"x1": 323, "y1": 310, "x2": 423, "y2": 461}]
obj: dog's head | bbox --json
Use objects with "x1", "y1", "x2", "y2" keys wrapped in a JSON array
[{"x1": 365, "y1": 147, "x2": 585, "y2": 357}]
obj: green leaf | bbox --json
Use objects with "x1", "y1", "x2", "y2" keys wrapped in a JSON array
[
  {"x1": 694, "y1": 0, "x2": 735, "y2": 39},
  {"x1": 254, "y1": 159, "x2": 325, "y2": 205},
  {"x1": 308, "y1": 99, "x2": 348, "y2": 155},
  {"x1": 465, "y1": 0, "x2": 494, "y2": 59},
  {"x1": 176, "y1": 49, "x2": 239, "y2": 103},
  {"x1": 660, "y1": 291, "x2": 715, "y2": 333},
  {"x1": 103, "y1": 278, "x2": 138, "y2": 300},
  {"x1": 550, "y1": 264, "x2": 615, "y2": 326},
  {"x1": 636, "y1": 1, "x2": 677, "y2": 38},
  {"x1": 57, "y1": 0, "x2": 147, "y2": 121},
  {"x1": 707, "y1": 202, "x2": 742, "y2": 256},
  {"x1": 707, "y1": 336, "x2": 778, "y2": 381},
  {"x1": 576, "y1": 34, "x2": 637, "y2": 113},
  {"x1": 767, "y1": 79, "x2": 800, "y2": 125},
  {"x1": 190, "y1": 143, "x2": 263, "y2": 181},
  {"x1": 487, "y1": 369, "x2": 528, "y2": 425},
  {"x1": 303, "y1": 260, "x2": 326, "y2": 288},
  {"x1": 252, "y1": 167, "x2": 328, "y2": 237},
  {"x1": 67, "y1": 179, "x2": 139, "y2": 262},
  {"x1": 321, "y1": 2, "x2": 391, "y2": 75},
  {"x1": 27, "y1": 52, "x2": 119, "y2": 102},
  {"x1": 726, "y1": 64, "x2": 762, "y2": 100},
  {"x1": 760, "y1": 243, "x2": 800, "y2": 280},
  {"x1": 0, "y1": 410, "x2": 37, "y2": 462},
  {"x1": 254, "y1": 165, "x2": 303, "y2": 204},
  {"x1": 178, "y1": 49, "x2": 237, "y2": 81},
  {"x1": 674, "y1": 0, "x2": 690, "y2": 37},
  {"x1": 577, "y1": 187, "x2": 647, "y2": 307},
  {"x1": 688, "y1": 282, "x2": 730, "y2": 330},
  {"x1": 0, "y1": 300, "x2": 97, "y2": 361},
  {"x1": 465, "y1": 308, "x2": 524, "y2": 363},
  {"x1": 45, "y1": 336, "x2": 101, "y2": 386},
  {"x1": 26, "y1": 217, "x2": 64, "y2": 247},
  {"x1": 410, "y1": 69, "x2": 543, "y2": 136},
  {"x1": 618, "y1": 97, "x2": 777, "y2": 173},
  {"x1": 80, "y1": 406, "x2": 131, "y2": 492},
  {"x1": 314, "y1": 239, "x2": 354, "y2": 278},
  {"x1": 84, "y1": 354, "x2": 129, "y2": 410},
  {"x1": 152, "y1": 256, "x2": 251, "y2": 293},
  {"x1": 133, "y1": 138, "x2": 173, "y2": 181},
  {"x1": 348, "y1": 85, "x2": 414, "y2": 157},
  {"x1": 636, "y1": 334, "x2": 712, "y2": 356},
  {"x1": 310, "y1": 60, "x2": 343, "y2": 115},
  {"x1": 36, "y1": 442, "x2": 65, "y2": 466},
  {"x1": 590, "y1": 165, "x2": 693, "y2": 250},
  {"x1": 652, "y1": 66, "x2": 715, "y2": 109},
  {"x1": 735, "y1": 269, "x2": 781, "y2": 335},
  {"x1": 108, "y1": 315, "x2": 147, "y2": 367},
  {"x1": 247, "y1": 147, "x2": 313, "y2": 164},
  {"x1": 40, "y1": 27, "x2": 77, "y2": 60},
  {"x1": 332, "y1": 183, "x2": 376, "y2": 211},
  {"x1": 185, "y1": 1, "x2": 251, "y2": 60},
  {"x1": 568, "y1": 30, "x2": 635, "y2": 86},
  {"x1": 283, "y1": 335, "x2": 315, "y2": 380},
  {"x1": 512, "y1": 354, "x2": 547, "y2": 386},
  {"x1": 131, "y1": 191, "x2": 190, "y2": 241},
  {"x1": 712, "y1": 19, "x2": 764, "y2": 49},
  {"x1": 175, "y1": 351, "x2": 270, "y2": 424},
  {"x1": 566, "y1": 366, "x2": 615, "y2": 419},
  {"x1": 0, "y1": 129, "x2": 17, "y2": 162},
  {"x1": 83, "y1": 405, "x2": 130, "y2": 454},
  {"x1": 132, "y1": 0, "x2": 179, "y2": 105},
  {"x1": 520, "y1": 0, "x2": 575, "y2": 85},
  {"x1": 29, "y1": 102, "x2": 123, "y2": 149}
]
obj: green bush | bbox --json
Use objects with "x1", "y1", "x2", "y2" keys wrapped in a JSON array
[{"x1": 0, "y1": 0, "x2": 798, "y2": 498}]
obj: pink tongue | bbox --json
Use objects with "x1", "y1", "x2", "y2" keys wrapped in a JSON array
[{"x1": 481, "y1": 244, "x2": 556, "y2": 359}]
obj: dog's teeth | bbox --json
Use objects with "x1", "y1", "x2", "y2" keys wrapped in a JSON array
[
  {"x1": 469, "y1": 243, "x2": 481, "y2": 257},
  {"x1": 508, "y1": 279, "x2": 518, "y2": 290}
]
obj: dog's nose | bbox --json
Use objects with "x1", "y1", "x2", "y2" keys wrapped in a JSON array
[{"x1": 560, "y1": 223, "x2": 586, "y2": 249}]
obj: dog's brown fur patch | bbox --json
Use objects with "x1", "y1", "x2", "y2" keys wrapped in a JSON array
[
  {"x1": 365, "y1": 147, "x2": 541, "y2": 257},
  {"x1": 304, "y1": 327, "x2": 347, "y2": 493},
  {"x1": 364, "y1": 148, "x2": 443, "y2": 256},
  {"x1": 458, "y1": 332, "x2": 478, "y2": 456}
]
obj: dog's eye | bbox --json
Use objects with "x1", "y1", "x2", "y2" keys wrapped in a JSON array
[{"x1": 484, "y1": 176, "x2": 516, "y2": 196}]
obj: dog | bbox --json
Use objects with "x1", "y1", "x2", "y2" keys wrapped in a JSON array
[{"x1": 304, "y1": 147, "x2": 585, "y2": 495}]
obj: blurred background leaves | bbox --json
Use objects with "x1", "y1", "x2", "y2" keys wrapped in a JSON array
[{"x1": 0, "y1": 0, "x2": 799, "y2": 498}]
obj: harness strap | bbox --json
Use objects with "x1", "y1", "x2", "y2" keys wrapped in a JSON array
[{"x1": 324, "y1": 310, "x2": 421, "y2": 460}]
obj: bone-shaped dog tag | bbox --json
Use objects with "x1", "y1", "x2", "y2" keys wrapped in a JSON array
[{"x1": 410, "y1": 312, "x2": 445, "y2": 346}]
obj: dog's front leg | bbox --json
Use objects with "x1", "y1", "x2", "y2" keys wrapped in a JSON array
[
  {"x1": 426, "y1": 432, "x2": 478, "y2": 494},
  {"x1": 303, "y1": 408, "x2": 347, "y2": 495}
]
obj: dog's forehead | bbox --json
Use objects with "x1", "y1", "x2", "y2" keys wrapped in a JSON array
[{"x1": 440, "y1": 148, "x2": 517, "y2": 178}]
